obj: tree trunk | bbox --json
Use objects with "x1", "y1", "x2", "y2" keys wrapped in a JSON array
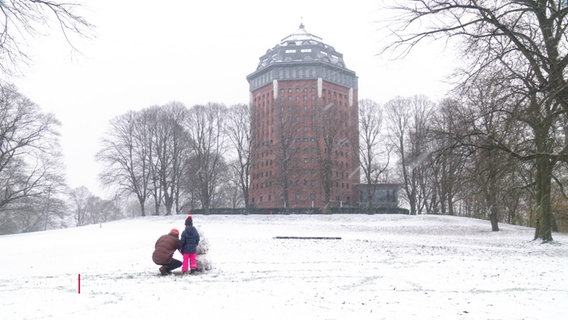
[
  {"x1": 137, "y1": 196, "x2": 146, "y2": 217},
  {"x1": 533, "y1": 157, "x2": 554, "y2": 242},
  {"x1": 487, "y1": 152, "x2": 499, "y2": 232},
  {"x1": 489, "y1": 212, "x2": 499, "y2": 232}
]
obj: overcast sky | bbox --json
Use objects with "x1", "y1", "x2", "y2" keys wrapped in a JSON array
[{"x1": 10, "y1": 0, "x2": 457, "y2": 197}]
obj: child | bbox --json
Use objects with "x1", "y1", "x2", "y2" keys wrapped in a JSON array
[{"x1": 180, "y1": 215, "x2": 200, "y2": 273}]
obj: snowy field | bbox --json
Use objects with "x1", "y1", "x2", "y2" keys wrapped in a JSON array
[{"x1": 1, "y1": 214, "x2": 567, "y2": 320}]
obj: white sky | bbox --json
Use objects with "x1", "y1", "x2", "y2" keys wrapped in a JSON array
[{"x1": 9, "y1": 0, "x2": 457, "y2": 196}]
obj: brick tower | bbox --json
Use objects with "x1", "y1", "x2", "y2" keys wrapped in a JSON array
[{"x1": 247, "y1": 24, "x2": 359, "y2": 211}]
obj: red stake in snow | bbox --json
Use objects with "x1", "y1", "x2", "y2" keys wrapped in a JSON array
[{"x1": 78, "y1": 274, "x2": 81, "y2": 294}]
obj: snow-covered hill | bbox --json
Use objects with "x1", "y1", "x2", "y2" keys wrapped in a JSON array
[{"x1": 1, "y1": 214, "x2": 566, "y2": 320}]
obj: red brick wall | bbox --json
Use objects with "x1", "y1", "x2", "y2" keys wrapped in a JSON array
[{"x1": 250, "y1": 79, "x2": 359, "y2": 209}]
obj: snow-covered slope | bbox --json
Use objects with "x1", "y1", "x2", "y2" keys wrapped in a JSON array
[{"x1": 1, "y1": 214, "x2": 566, "y2": 320}]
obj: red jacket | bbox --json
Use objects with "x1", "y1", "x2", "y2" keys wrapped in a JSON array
[{"x1": 152, "y1": 232, "x2": 180, "y2": 265}]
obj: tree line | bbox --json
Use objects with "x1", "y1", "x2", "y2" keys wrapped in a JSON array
[
  {"x1": 0, "y1": 83, "x2": 125, "y2": 233},
  {"x1": 3, "y1": 84, "x2": 567, "y2": 237},
  {"x1": 96, "y1": 102, "x2": 250, "y2": 216},
  {"x1": 379, "y1": 0, "x2": 567, "y2": 243},
  {"x1": 0, "y1": 1, "x2": 566, "y2": 242}
]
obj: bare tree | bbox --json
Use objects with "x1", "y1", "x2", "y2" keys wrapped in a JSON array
[
  {"x1": 0, "y1": 0, "x2": 93, "y2": 75},
  {"x1": 0, "y1": 84, "x2": 66, "y2": 233},
  {"x1": 142, "y1": 107, "x2": 163, "y2": 216},
  {"x1": 35, "y1": 185, "x2": 67, "y2": 231},
  {"x1": 69, "y1": 186, "x2": 123, "y2": 225},
  {"x1": 225, "y1": 104, "x2": 251, "y2": 208},
  {"x1": 211, "y1": 158, "x2": 243, "y2": 208},
  {"x1": 358, "y1": 99, "x2": 391, "y2": 210},
  {"x1": 459, "y1": 77, "x2": 528, "y2": 231},
  {"x1": 385, "y1": 95, "x2": 434, "y2": 215},
  {"x1": 143, "y1": 103, "x2": 190, "y2": 215},
  {"x1": 69, "y1": 186, "x2": 90, "y2": 226},
  {"x1": 428, "y1": 98, "x2": 471, "y2": 216},
  {"x1": 97, "y1": 111, "x2": 152, "y2": 216},
  {"x1": 184, "y1": 103, "x2": 227, "y2": 210},
  {"x1": 85, "y1": 195, "x2": 122, "y2": 224},
  {"x1": 7, "y1": 183, "x2": 67, "y2": 233},
  {"x1": 163, "y1": 103, "x2": 191, "y2": 215},
  {"x1": 0, "y1": 84, "x2": 62, "y2": 207},
  {"x1": 382, "y1": 0, "x2": 568, "y2": 241}
]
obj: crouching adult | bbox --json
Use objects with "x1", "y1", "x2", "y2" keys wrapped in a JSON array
[{"x1": 152, "y1": 228, "x2": 182, "y2": 275}]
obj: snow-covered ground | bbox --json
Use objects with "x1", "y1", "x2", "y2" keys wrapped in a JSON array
[{"x1": 1, "y1": 214, "x2": 567, "y2": 320}]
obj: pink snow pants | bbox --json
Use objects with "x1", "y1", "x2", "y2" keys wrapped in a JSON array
[{"x1": 182, "y1": 253, "x2": 197, "y2": 272}]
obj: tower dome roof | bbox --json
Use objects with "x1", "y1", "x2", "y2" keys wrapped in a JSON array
[
  {"x1": 255, "y1": 23, "x2": 347, "y2": 70},
  {"x1": 247, "y1": 23, "x2": 358, "y2": 92}
]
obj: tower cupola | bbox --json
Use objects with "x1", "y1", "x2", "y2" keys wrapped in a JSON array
[{"x1": 247, "y1": 24, "x2": 357, "y2": 91}]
